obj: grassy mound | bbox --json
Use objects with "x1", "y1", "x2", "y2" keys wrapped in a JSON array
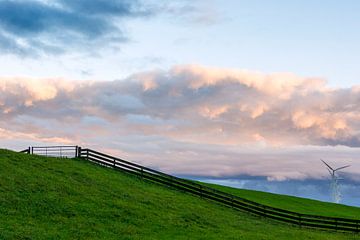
[{"x1": 0, "y1": 149, "x2": 358, "y2": 239}]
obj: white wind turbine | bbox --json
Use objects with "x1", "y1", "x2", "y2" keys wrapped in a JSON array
[{"x1": 321, "y1": 159, "x2": 350, "y2": 203}]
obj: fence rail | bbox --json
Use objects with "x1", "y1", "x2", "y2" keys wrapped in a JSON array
[{"x1": 22, "y1": 146, "x2": 360, "y2": 233}]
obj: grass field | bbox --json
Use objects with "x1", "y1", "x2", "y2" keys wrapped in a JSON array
[{"x1": 0, "y1": 149, "x2": 359, "y2": 239}]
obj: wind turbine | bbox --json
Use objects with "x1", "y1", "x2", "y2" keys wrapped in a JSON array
[{"x1": 321, "y1": 159, "x2": 350, "y2": 203}]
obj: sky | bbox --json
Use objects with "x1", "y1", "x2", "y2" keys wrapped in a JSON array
[{"x1": 1, "y1": 0, "x2": 360, "y2": 204}]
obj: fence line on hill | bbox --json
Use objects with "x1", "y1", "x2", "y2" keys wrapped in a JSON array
[{"x1": 21, "y1": 146, "x2": 360, "y2": 233}]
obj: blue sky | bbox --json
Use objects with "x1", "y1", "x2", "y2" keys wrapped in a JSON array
[
  {"x1": 1, "y1": 0, "x2": 360, "y2": 87},
  {"x1": 126, "y1": 0, "x2": 360, "y2": 87},
  {"x1": 1, "y1": 0, "x2": 360, "y2": 205}
]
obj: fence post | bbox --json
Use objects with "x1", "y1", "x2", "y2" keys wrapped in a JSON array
[
  {"x1": 86, "y1": 149, "x2": 89, "y2": 160},
  {"x1": 335, "y1": 219, "x2": 338, "y2": 231},
  {"x1": 77, "y1": 146, "x2": 82, "y2": 158},
  {"x1": 262, "y1": 206, "x2": 266, "y2": 217},
  {"x1": 28, "y1": 146, "x2": 30, "y2": 154},
  {"x1": 140, "y1": 167, "x2": 143, "y2": 178},
  {"x1": 31, "y1": 146, "x2": 33, "y2": 154},
  {"x1": 298, "y1": 214, "x2": 302, "y2": 228},
  {"x1": 113, "y1": 157, "x2": 116, "y2": 167}
]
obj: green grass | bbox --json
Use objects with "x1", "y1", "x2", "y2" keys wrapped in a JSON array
[
  {"x1": 0, "y1": 149, "x2": 359, "y2": 239},
  {"x1": 202, "y1": 182, "x2": 360, "y2": 219}
]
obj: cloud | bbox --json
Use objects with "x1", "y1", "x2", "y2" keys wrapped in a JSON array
[
  {"x1": 158, "y1": 0, "x2": 222, "y2": 26},
  {"x1": 0, "y1": 0, "x2": 152, "y2": 56},
  {"x1": 198, "y1": 177, "x2": 360, "y2": 207},
  {"x1": 0, "y1": 1, "x2": 222, "y2": 56},
  {"x1": 1, "y1": 65, "x2": 360, "y2": 180}
]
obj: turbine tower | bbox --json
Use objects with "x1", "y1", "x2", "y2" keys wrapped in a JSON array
[{"x1": 321, "y1": 159, "x2": 350, "y2": 203}]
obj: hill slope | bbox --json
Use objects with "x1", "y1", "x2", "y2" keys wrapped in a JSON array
[{"x1": 0, "y1": 149, "x2": 359, "y2": 239}]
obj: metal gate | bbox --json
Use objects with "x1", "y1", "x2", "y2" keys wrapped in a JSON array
[{"x1": 29, "y1": 146, "x2": 79, "y2": 158}]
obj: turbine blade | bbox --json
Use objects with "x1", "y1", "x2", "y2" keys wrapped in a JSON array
[
  {"x1": 321, "y1": 159, "x2": 334, "y2": 171},
  {"x1": 335, "y1": 165, "x2": 351, "y2": 171}
]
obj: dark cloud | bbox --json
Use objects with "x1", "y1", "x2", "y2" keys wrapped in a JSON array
[
  {"x1": 60, "y1": 0, "x2": 139, "y2": 16},
  {"x1": 0, "y1": 0, "x2": 152, "y2": 56}
]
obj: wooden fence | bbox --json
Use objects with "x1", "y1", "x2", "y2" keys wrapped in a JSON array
[{"x1": 22, "y1": 146, "x2": 360, "y2": 233}]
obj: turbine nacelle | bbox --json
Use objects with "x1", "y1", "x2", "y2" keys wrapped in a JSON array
[{"x1": 321, "y1": 159, "x2": 350, "y2": 176}]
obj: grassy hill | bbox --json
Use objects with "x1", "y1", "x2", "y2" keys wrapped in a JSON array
[{"x1": 0, "y1": 149, "x2": 359, "y2": 239}]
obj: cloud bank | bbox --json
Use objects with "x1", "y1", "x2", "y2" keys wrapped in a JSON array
[
  {"x1": 199, "y1": 177, "x2": 360, "y2": 207},
  {"x1": 1, "y1": 65, "x2": 360, "y2": 180}
]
